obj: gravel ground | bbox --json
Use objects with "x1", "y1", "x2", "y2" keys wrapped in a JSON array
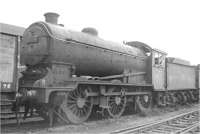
[{"x1": 1, "y1": 103, "x2": 199, "y2": 134}]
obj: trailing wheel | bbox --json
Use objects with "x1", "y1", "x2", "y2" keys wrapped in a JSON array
[
  {"x1": 106, "y1": 87, "x2": 127, "y2": 118},
  {"x1": 136, "y1": 94, "x2": 152, "y2": 114},
  {"x1": 59, "y1": 86, "x2": 93, "y2": 124}
]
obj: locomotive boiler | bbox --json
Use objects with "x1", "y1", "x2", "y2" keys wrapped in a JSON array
[
  {"x1": 17, "y1": 12, "x2": 199, "y2": 125},
  {"x1": 21, "y1": 12, "x2": 149, "y2": 77}
]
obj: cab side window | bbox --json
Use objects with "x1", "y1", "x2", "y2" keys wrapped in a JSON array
[{"x1": 154, "y1": 52, "x2": 165, "y2": 67}]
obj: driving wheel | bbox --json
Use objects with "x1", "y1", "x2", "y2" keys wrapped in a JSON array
[
  {"x1": 59, "y1": 86, "x2": 93, "y2": 124},
  {"x1": 106, "y1": 87, "x2": 127, "y2": 118}
]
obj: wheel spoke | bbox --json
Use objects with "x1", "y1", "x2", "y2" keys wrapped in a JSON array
[
  {"x1": 109, "y1": 102, "x2": 116, "y2": 106},
  {"x1": 68, "y1": 93, "x2": 77, "y2": 100},
  {"x1": 74, "y1": 90, "x2": 79, "y2": 97},
  {"x1": 110, "y1": 97, "x2": 115, "y2": 100},
  {"x1": 118, "y1": 104, "x2": 123, "y2": 109},
  {"x1": 80, "y1": 109, "x2": 85, "y2": 117},
  {"x1": 75, "y1": 109, "x2": 80, "y2": 117},
  {"x1": 67, "y1": 100, "x2": 76, "y2": 104},
  {"x1": 78, "y1": 109, "x2": 83, "y2": 117},
  {"x1": 68, "y1": 104, "x2": 77, "y2": 111},
  {"x1": 85, "y1": 100, "x2": 91, "y2": 107},
  {"x1": 85, "y1": 99, "x2": 91, "y2": 103},
  {"x1": 111, "y1": 105, "x2": 116, "y2": 114},
  {"x1": 117, "y1": 106, "x2": 121, "y2": 113},
  {"x1": 82, "y1": 107, "x2": 87, "y2": 115}
]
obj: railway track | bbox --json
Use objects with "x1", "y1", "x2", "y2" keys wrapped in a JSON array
[{"x1": 112, "y1": 109, "x2": 199, "y2": 134}]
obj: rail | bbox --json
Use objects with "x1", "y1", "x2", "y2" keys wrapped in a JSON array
[{"x1": 112, "y1": 109, "x2": 199, "y2": 134}]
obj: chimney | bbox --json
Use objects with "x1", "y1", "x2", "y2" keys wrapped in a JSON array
[{"x1": 44, "y1": 12, "x2": 59, "y2": 24}]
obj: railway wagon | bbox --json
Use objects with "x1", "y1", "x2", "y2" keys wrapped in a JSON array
[
  {"x1": 0, "y1": 23, "x2": 25, "y2": 123},
  {"x1": 17, "y1": 12, "x2": 199, "y2": 125},
  {"x1": 197, "y1": 64, "x2": 200, "y2": 89},
  {"x1": 196, "y1": 64, "x2": 200, "y2": 99}
]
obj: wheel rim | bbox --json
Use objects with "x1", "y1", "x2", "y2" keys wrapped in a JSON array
[
  {"x1": 107, "y1": 95, "x2": 127, "y2": 118},
  {"x1": 60, "y1": 87, "x2": 93, "y2": 124}
]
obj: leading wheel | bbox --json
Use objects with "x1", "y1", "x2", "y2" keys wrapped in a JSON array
[
  {"x1": 106, "y1": 87, "x2": 127, "y2": 118},
  {"x1": 59, "y1": 86, "x2": 93, "y2": 124}
]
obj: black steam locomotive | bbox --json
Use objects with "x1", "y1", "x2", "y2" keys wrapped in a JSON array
[{"x1": 18, "y1": 12, "x2": 199, "y2": 124}]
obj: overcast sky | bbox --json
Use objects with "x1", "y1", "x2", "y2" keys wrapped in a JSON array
[{"x1": 1, "y1": 0, "x2": 199, "y2": 64}]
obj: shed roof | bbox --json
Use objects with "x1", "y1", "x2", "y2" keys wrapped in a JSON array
[{"x1": 0, "y1": 23, "x2": 25, "y2": 36}]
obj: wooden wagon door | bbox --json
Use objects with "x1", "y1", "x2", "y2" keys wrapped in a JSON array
[{"x1": 0, "y1": 34, "x2": 17, "y2": 92}]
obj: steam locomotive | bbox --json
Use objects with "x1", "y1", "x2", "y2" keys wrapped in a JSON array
[{"x1": 18, "y1": 12, "x2": 199, "y2": 124}]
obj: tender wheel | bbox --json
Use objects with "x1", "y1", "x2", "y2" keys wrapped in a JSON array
[
  {"x1": 184, "y1": 91, "x2": 192, "y2": 103},
  {"x1": 189, "y1": 90, "x2": 196, "y2": 102},
  {"x1": 192, "y1": 90, "x2": 199, "y2": 102},
  {"x1": 59, "y1": 86, "x2": 93, "y2": 124},
  {"x1": 136, "y1": 94, "x2": 152, "y2": 114},
  {"x1": 106, "y1": 87, "x2": 127, "y2": 118},
  {"x1": 157, "y1": 92, "x2": 166, "y2": 106},
  {"x1": 175, "y1": 92, "x2": 187, "y2": 104},
  {"x1": 174, "y1": 92, "x2": 183, "y2": 104},
  {"x1": 181, "y1": 92, "x2": 187, "y2": 104},
  {"x1": 166, "y1": 93, "x2": 176, "y2": 106}
]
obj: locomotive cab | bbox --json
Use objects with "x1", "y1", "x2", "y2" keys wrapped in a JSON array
[{"x1": 150, "y1": 49, "x2": 167, "y2": 90}]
